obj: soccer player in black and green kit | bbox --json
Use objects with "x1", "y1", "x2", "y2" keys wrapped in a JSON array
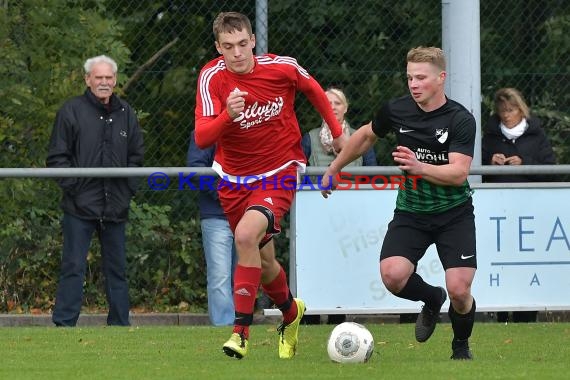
[{"x1": 322, "y1": 46, "x2": 476, "y2": 360}]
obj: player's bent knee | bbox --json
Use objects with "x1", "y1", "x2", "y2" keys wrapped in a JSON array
[
  {"x1": 380, "y1": 261, "x2": 412, "y2": 292},
  {"x1": 234, "y1": 228, "x2": 262, "y2": 250},
  {"x1": 446, "y1": 286, "x2": 471, "y2": 306},
  {"x1": 380, "y1": 271, "x2": 407, "y2": 293}
]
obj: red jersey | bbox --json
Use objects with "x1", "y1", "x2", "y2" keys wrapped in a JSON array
[{"x1": 195, "y1": 54, "x2": 342, "y2": 181}]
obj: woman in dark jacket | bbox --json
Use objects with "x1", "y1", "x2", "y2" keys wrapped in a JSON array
[
  {"x1": 482, "y1": 87, "x2": 556, "y2": 183},
  {"x1": 482, "y1": 88, "x2": 555, "y2": 323}
]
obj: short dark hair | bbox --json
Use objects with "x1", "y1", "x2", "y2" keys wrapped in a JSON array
[{"x1": 212, "y1": 12, "x2": 253, "y2": 41}]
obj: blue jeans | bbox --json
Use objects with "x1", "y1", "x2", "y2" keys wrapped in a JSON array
[
  {"x1": 201, "y1": 218, "x2": 237, "y2": 326},
  {"x1": 52, "y1": 213, "x2": 130, "y2": 326}
]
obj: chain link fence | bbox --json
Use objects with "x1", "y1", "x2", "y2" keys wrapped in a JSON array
[
  {"x1": 1, "y1": 0, "x2": 569, "y2": 312},
  {"x1": 480, "y1": 0, "x2": 570, "y2": 163}
]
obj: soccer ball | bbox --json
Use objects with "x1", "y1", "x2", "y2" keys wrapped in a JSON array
[{"x1": 327, "y1": 322, "x2": 374, "y2": 363}]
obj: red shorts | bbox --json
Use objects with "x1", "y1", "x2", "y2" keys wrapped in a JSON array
[{"x1": 218, "y1": 166, "x2": 297, "y2": 245}]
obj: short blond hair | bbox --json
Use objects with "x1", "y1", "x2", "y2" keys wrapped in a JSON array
[
  {"x1": 407, "y1": 46, "x2": 446, "y2": 71},
  {"x1": 494, "y1": 88, "x2": 530, "y2": 119},
  {"x1": 212, "y1": 12, "x2": 253, "y2": 41},
  {"x1": 326, "y1": 87, "x2": 349, "y2": 109}
]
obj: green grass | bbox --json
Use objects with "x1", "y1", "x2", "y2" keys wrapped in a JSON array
[{"x1": 1, "y1": 322, "x2": 569, "y2": 379}]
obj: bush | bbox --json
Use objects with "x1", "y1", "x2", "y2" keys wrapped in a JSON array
[
  {"x1": 0, "y1": 179, "x2": 62, "y2": 312},
  {"x1": 126, "y1": 201, "x2": 206, "y2": 312},
  {"x1": 0, "y1": 187, "x2": 207, "y2": 313}
]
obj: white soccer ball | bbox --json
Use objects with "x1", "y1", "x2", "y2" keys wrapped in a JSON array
[{"x1": 327, "y1": 322, "x2": 374, "y2": 363}]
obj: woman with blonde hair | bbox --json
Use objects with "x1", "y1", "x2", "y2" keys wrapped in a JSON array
[
  {"x1": 482, "y1": 87, "x2": 555, "y2": 183},
  {"x1": 302, "y1": 87, "x2": 377, "y2": 167}
]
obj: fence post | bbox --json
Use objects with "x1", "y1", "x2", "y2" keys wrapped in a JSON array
[{"x1": 442, "y1": 0, "x2": 482, "y2": 183}]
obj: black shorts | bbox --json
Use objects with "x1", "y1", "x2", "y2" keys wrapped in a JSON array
[{"x1": 380, "y1": 198, "x2": 476, "y2": 270}]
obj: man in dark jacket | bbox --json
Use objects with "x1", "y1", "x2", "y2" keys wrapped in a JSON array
[{"x1": 47, "y1": 55, "x2": 144, "y2": 326}]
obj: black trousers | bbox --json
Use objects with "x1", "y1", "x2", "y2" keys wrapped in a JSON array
[{"x1": 52, "y1": 213, "x2": 130, "y2": 326}]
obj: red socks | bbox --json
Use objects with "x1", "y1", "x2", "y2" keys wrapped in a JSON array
[
  {"x1": 232, "y1": 265, "x2": 298, "y2": 338},
  {"x1": 262, "y1": 266, "x2": 298, "y2": 324},
  {"x1": 232, "y1": 265, "x2": 261, "y2": 338}
]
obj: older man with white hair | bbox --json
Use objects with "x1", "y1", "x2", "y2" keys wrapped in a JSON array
[{"x1": 47, "y1": 55, "x2": 144, "y2": 327}]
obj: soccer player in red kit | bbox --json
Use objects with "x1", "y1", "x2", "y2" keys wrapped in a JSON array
[{"x1": 194, "y1": 12, "x2": 346, "y2": 359}]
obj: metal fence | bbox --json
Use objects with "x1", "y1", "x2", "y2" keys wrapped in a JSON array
[
  {"x1": 1, "y1": 0, "x2": 569, "y2": 312},
  {"x1": 3, "y1": 0, "x2": 569, "y2": 202},
  {"x1": 95, "y1": 0, "x2": 570, "y2": 205}
]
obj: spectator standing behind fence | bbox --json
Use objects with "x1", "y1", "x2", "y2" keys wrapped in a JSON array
[
  {"x1": 322, "y1": 46, "x2": 477, "y2": 360},
  {"x1": 482, "y1": 87, "x2": 556, "y2": 183},
  {"x1": 302, "y1": 87, "x2": 377, "y2": 168},
  {"x1": 194, "y1": 12, "x2": 346, "y2": 359},
  {"x1": 187, "y1": 130, "x2": 237, "y2": 326},
  {"x1": 482, "y1": 87, "x2": 556, "y2": 323},
  {"x1": 46, "y1": 55, "x2": 144, "y2": 327}
]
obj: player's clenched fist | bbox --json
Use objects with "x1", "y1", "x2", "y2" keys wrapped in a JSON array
[{"x1": 226, "y1": 89, "x2": 248, "y2": 119}]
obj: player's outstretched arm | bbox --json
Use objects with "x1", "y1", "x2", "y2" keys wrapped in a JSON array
[{"x1": 298, "y1": 76, "x2": 343, "y2": 138}]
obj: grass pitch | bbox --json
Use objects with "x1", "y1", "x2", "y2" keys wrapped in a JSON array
[{"x1": 1, "y1": 322, "x2": 569, "y2": 379}]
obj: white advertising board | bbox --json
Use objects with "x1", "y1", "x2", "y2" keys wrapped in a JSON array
[{"x1": 293, "y1": 187, "x2": 570, "y2": 314}]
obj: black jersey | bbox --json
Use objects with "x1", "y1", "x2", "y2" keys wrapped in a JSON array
[{"x1": 372, "y1": 95, "x2": 475, "y2": 213}]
